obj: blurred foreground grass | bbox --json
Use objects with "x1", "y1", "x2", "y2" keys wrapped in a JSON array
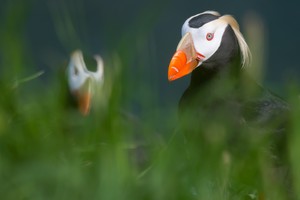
[
  {"x1": 1, "y1": 68, "x2": 300, "y2": 200},
  {"x1": 1, "y1": 2, "x2": 300, "y2": 200}
]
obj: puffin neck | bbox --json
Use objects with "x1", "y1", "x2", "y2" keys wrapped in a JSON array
[
  {"x1": 189, "y1": 53, "x2": 242, "y2": 89},
  {"x1": 189, "y1": 67, "x2": 218, "y2": 88}
]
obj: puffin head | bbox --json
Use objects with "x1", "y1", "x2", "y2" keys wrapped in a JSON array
[{"x1": 168, "y1": 11, "x2": 251, "y2": 81}]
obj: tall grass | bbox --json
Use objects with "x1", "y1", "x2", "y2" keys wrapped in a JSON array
[{"x1": 1, "y1": 2, "x2": 300, "y2": 200}]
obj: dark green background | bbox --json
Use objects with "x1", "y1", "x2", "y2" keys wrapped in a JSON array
[
  {"x1": 1, "y1": 1, "x2": 300, "y2": 199},
  {"x1": 1, "y1": 0, "x2": 299, "y2": 112}
]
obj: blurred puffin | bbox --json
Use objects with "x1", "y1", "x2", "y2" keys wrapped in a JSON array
[
  {"x1": 168, "y1": 11, "x2": 289, "y2": 129},
  {"x1": 67, "y1": 50, "x2": 104, "y2": 115}
]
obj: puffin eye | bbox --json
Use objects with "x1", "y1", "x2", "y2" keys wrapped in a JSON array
[{"x1": 206, "y1": 33, "x2": 214, "y2": 41}]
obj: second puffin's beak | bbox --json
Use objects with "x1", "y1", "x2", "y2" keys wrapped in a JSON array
[
  {"x1": 168, "y1": 32, "x2": 204, "y2": 81},
  {"x1": 74, "y1": 79, "x2": 92, "y2": 116}
]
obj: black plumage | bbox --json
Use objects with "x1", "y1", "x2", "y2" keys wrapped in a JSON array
[{"x1": 169, "y1": 11, "x2": 293, "y2": 198}]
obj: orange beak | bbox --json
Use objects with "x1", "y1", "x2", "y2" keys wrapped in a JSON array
[
  {"x1": 168, "y1": 32, "x2": 204, "y2": 81},
  {"x1": 73, "y1": 79, "x2": 92, "y2": 116},
  {"x1": 74, "y1": 90, "x2": 91, "y2": 116}
]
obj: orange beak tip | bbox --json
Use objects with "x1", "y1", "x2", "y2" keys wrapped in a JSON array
[
  {"x1": 168, "y1": 51, "x2": 187, "y2": 81},
  {"x1": 168, "y1": 76, "x2": 174, "y2": 82},
  {"x1": 168, "y1": 74, "x2": 178, "y2": 82},
  {"x1": 168, "y1": 67, "x2": 178, "y2": 81}
]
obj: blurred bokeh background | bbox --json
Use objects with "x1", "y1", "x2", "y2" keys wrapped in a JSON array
[
  {"x1": 1, "y1": 0, "x2": 300, "y2": 199},
  {"x1": 1, "y1": 0, "x2": 299, "y2": 115}
]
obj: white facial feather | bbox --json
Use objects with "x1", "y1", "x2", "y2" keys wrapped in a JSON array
[
  {"x1": 193, "y1": 20, "x2": 227, "y2": 61},
  {"x1": 68, "y1": 50, "x2": 89, "y2": 91},
  {"x1": 68, "y1": 50, "x2": 104, "y2": 92},
  {"x1": 182, "y1": 12, "x2": 251, "y2": 67}
]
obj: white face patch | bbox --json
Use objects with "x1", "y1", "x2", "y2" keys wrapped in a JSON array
[
  {"x1": 182, "y1": 18, "x2": 228, "y2": 62},
  {"x1": 68, "y1": 50, "x2": 104, "y2": 92}
]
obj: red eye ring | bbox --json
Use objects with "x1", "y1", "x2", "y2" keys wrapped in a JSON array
[{"x1": 206, "y1": 33, "x2": 214, "y2": 41}]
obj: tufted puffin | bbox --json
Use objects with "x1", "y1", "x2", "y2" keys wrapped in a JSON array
[
  {"x1": 167, "y1": 11, "x2": 292, "y2": 196},
  {"x1": 168, "y1": 11, "x2": 289, "y2": 132}
]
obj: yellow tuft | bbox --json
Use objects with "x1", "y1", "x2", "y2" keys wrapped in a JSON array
[{"x1": 220, "y1": 15, "x2": 252, "y2": 67}]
